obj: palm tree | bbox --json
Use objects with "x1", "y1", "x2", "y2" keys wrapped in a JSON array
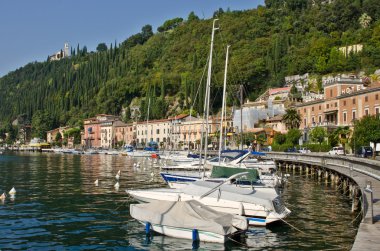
[
  {"x1": 283, "y1": 108, "x2": 301, "y2": 129},
  {"x1": 334, "y1": 126, "x2": 351, "y2": 155}
]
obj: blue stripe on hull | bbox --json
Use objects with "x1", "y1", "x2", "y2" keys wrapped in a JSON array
[
  {"x1": 160, "y1": 173, "x2": 199, "y2": 183},
  {"x1": 160, "y1": 173, "x2": 255, "y2": 186}
]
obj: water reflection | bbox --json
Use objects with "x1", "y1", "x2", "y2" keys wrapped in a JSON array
[{"x1": 0, "y1": 152, "x2": 358, "y2": 250}]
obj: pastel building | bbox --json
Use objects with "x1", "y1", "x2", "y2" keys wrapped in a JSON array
[
  {"x1": 46, "y1": 126, "x2": 69, "y2": 144},
  {"x1": 82, "y1": 114, "x2": 119, "y2": 148},
  {"x1": 113, "y1": 121, "x2": 134, "y2": 146},
  {"x1": 297, "y1": 78, "x2": 380, "y2": 139}
]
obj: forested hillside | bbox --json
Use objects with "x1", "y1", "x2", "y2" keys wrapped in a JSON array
[{"x1": 0, "y1": 0, "x2": 379, "y2": 133}]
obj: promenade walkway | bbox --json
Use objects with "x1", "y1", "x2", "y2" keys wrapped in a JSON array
[{"x1": 266, "y1": 153, "x2": 380, "y2": 251}]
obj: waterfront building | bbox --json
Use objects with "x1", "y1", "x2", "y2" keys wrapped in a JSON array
[
  {"x1": 47, "y1": 126, "x2": 69, "y2": 144},
  {"x1": 82, "y1": 114, "x2": 119, "y2": 148},
  {"x1": 113, "y1": 121, "x2": 134, "y2": 146},
  {"x1": 263, "y1": 114, "x2": 287, "y2": 134},
  {"x1": 100, "y1": 120, "x2": 120, "y2": 149},
  {"x1": 135, "y1": 118, "x2": 172, "y2": 149},
  {"x1": 297, "y1": 77, "x2": 380, "y2": 140},
  {"x1": 233, "y1": 98, "x2": 287, "y2": 133}
]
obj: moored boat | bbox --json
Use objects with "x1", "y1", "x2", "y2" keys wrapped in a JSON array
[
  {"x1": 130, "y1": 200, "x2": 248, "y2": 243},
  {"x1": 127, "y1": 179, "x2": 290, "y2": 226}
]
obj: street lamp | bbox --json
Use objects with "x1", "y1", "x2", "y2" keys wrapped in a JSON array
[{"x1": 351, "y1": 119, "x2": 356, "y2": 155}]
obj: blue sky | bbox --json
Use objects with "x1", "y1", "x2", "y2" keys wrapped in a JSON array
[{"x1": 0, "y1": 0, "x2": 264, "y2": 77}]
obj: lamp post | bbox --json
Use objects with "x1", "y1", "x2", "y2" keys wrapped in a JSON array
[{"x1": 351, "y1": 119, "x2": 356, "y2": 155}]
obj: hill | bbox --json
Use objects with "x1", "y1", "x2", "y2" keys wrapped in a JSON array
[{"x1": 0, "y1": 0, "x2": 380, "y2": 137}]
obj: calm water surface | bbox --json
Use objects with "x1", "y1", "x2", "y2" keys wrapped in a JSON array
[{"x1": 0, "y1": 152, "x2": 359, "y2": 250}]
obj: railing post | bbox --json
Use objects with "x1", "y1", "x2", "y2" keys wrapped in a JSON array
[{"x1": 363, "y1": 181, "x2": 374, "y2": 224}]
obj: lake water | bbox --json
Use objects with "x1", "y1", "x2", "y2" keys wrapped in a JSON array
[{"x1": 0, "y1": 152, "x2": 359, "y2": 250}]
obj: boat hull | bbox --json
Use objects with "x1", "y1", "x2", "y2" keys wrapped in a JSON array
[
  {"x1": 127, "y1": 188, "x2": 289, "y2": 227},
  {"x1": 140, "y1": 221, "x2": 228, "y2": 243}
]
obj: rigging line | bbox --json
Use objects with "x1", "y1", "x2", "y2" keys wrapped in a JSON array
[{"x1": 191, "y1": 52, "x2": 210, "y2": 109}]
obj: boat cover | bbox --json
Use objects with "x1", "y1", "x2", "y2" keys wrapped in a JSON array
[
  {"x1": 184, "y1": 181, "x2": 277, "y2": 210},
  {"x1": 210, "y1": 166, "x2": 259, "y2": 181},
  {"x1": 130, "y1": 200, "x2": 248, "y2": 235}
]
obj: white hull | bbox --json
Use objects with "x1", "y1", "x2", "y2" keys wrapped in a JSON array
[
  {"x1": 141, "y1": 221, "x2": 228, "y2": 243},
  {"x1": 128, "y1": 151, "x2": 155, "y2": 157},
  {"x1": 127, "y1": 188, "x2": 290, "y2": 227}
]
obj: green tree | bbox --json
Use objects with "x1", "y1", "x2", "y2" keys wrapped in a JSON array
[
  {"x1": 286, "y1": 129, "x2": 302, "y2": 147},
  {"x1": 283, "y1": 108, "x2": 301, "y2": 129},
  {"x1": 352, "y1": 116, "x2": 380, "y2": 159},
  {"x1": 256, "y1": 133, "x2": 267, "y2": 151},
  {"x1": 0, "y1": 127, "x2": 6, "y2": 143},
  {"x1": 335, "y1": 126, "x2": 351, "y2": 155},
  {"x1": 65, "y1": 128, "x2": 82, "y2": 145},
  {"x1": 96, "y1": 43, "x2": 108, "y2": 52},
  {"x1": 31, "y1": 111, "x2": 54, "y2": 140},
  {"x1": 274, "y1": 133, "x2": 286, "y2": 145},
  {"x1": 309, "y1": 126, "x2": 327, "y2": 151},
  {"x1": 187, "y1": 11, "x2": 199, "y2": 22},
  {"x1": 157, "y1": 17, "x2": 183, "y2": 32},
  {"x1": 55, "y1": 132, "x2": 62, "y2": 146},
  {"x1": 5, "y1": 124, "x2": 18, "y2": 145}
]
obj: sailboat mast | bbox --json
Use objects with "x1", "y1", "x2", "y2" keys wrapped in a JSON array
[
  {"x1": 240, "y1": 85, "x2": 243, "y2": 150},
  {"x1": 218, "y1": 45, "x2": 230, "y2": 164},
  {"x1": 146, "y1": 98, "x2": 151, "y2": 147},
  {"x1": 203, "y1": 19, "x2": 219, "y2": 165},
  {"x1": 187, "y1": 107, "x2": 192, "y2": 155}
]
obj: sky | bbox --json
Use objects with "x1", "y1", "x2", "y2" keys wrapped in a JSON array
[{"x1": 0, "y1": 0, "x2": 265, "y2": 77}]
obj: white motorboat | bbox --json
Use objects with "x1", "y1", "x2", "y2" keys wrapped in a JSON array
[
  {"x1": 127, "y1": 179, "x2": 290, "y2": 227},
  {"x1": 130, "y1": 200, "x2": 247, "y2": 243}
]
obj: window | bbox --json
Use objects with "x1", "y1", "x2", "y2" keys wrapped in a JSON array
[
  {"x1": 365, "y1": 96, "x2": 368, "y2": 102},
  {"x1": 365, "y1": 108, "x2": 369, "y2": 116},
  {"x1": 304, "y1": 118, "x2": 307, "y2": 126},
  {"x1": 353, "y1": 99, "x2": 356, "y2": 105},
  {"x1": 343, "y1": 112, "x2": 347, "y2": 123},
  {"x1": 304, "y1": 108, "x2": 306, "y2": 113},
  {"x1": 319, "y1": 105, "x2": 321, "y2": 110},
  {"x1": 352, "y1": 110, "x2": 356, "y2": 121},
  {"x1": 312, "y1": 107, "x2": 314, "y2": 112},
  {"x1": 312, "y1": 117, "x2": 315, "y2": 124},
  {"x1": 335, "y1": 102, "x2": 337, "y2": 107},
  {"x1": 376, "y1": 94, "x2": 379, "y2": 100},
  {"x1": 376, "y1": 107, "x2": 380, "y2": 116},
  {"x1": 330, "y1": 89, "x2": 333, "y2": 97},
  {"x1": 343, "y1": 100, "x2": 346, "y2": 106},
  {"x1": 327, "y1": 104, "x2": 329, "y2": 109},
  {"x1": 156, "y1": 129, "x2": 160, "y2": 134},
  {"x1": 319, "y1": 115, "x2": 322, "y2": 123}
]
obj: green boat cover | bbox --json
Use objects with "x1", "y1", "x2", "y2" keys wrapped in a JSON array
[{"x1": 210, "y1": 166, "x2": 259, "y2": 182}]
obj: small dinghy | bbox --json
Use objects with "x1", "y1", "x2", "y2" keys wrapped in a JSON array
[{"x1": 130, "y1": 200, "x2": 247, "y2": 243}]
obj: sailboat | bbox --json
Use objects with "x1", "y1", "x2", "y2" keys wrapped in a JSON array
[{"x1": 159, "y1": 31, "x2": 282, "y2": 188}]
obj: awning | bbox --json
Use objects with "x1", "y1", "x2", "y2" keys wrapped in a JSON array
[{"x1": 323, "y1": 109, "x2": 338, "y2": 115}]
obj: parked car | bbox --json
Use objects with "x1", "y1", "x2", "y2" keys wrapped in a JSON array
[
  {"x1": 298, "y1": 147, "x2": 311, "y2": 153},
  {"x1": 355, "y1": 146, "x2": 373, "y2": 158},
  {"x1": 284, "y1": 147, "x2": 297, "y2": 153},
  {"x1": 328, "y1": 147, "x2": 345, "y2": 155}
]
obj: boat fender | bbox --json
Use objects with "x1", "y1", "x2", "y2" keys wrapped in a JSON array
[
  {"x1": 145, "y1": 222, "x2": 151, "y2": 234},
  {"x1": 238, "y1": 202, "x2": 245, "y2": 215},
  {"x1": 192, "y1": 229, "x2": 199, "y2": 241}
]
